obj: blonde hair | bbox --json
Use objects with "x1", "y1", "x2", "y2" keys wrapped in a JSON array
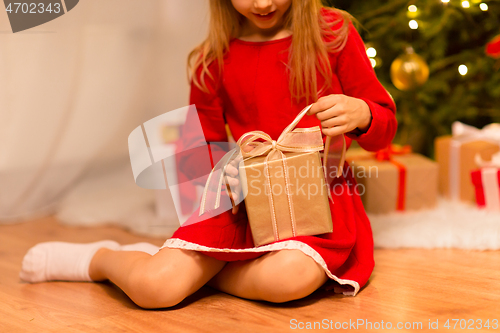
[{"x1": 188, "y1": 0, "x2": 352, "y2": 103}]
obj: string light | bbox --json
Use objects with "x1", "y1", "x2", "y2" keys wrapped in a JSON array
[
  {"x1": 441, "y1": 0, "x2": 450, "y2": 3},
  {"x1": 462, "y1": 1, "x2": 470, "y2": 8},
  {"x1": 370, "y1": 58, "x2": 377, "y2": 68},
  {"x1": 366, "y1": 47, "x2": 377, "y2": 58},
  {"x1": 409, "y1": 20, "x2": 419, "y2": 30},
  {"x1": 458, "y1": 65, "x2": 468, "y2": 76},
  {"x1": 480, "y1": 3, "x2": 488, "y2": 11},
  {"x1": 408, "y1": 5, "x2": 418, "y2": 12},
  {"x1": 407, "y1": 4, "x2": 418, "y2": 18}
]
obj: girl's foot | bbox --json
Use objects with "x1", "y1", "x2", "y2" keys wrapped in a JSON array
[
  {"x1": 20, "y1": 240, "x2": 120, "y2": 283},
  {"x1": 19, "y1": 241, "x2": 160, "y2": 283}
]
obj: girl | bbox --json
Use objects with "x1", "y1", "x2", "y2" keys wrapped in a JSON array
[{"x1": 20, "y1": 0, "x2": 396, "y2": 309}]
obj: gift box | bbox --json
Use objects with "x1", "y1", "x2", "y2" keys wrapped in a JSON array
[
  {"x1": 435, "y1": 122, "x2": 500, "y2": 203},
  {"x1": 470, "y1": 152, "x2": 500, "y2": 211},
  {"x1": 239, "y1": 150, "x2": 332, "y2": 246},
  {"x1": 199, "y1": 105, "x2": 346, "y2": 247},
  {"x1": 346, "y1": 146, "x2": 438, "y2": 214}
]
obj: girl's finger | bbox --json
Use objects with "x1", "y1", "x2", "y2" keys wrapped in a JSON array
[
  {"x1": 226, "y1": 176, "x2": 239, "y2": 188},
  {"x1": 321, "y1": 116, "x2": 346, "y2": 129},
  {"x1": 309, "y1": 95, "x2": 342, "y2": 115},
  {"x1": 225, "y1": 164, "x2": 239, "y2": 177},
  {"x1": 309, "y1": 96, "x2": 331, "y2": 115},
  {"x1": 231, "y1": 155, "x2": 243, "y2": 163},
  {"x1": 316, "y1": 104, "x2": 344, "y2": 121},
  {"x1": 322, "y1": 125, "x2": 347, "y2": 137}
]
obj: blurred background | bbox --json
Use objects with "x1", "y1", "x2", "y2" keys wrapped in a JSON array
[
  {"x1": 329, "y1": 0, "x2": 500, "y2": 155},
  {"x1": 0, "y1": 0, "x2": 209, "y2": 235},
  {"x1": 1, "y1": 0, "x2": 499, "y2": 237}
]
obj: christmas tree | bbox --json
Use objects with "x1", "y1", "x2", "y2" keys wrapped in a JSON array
[{"x1": 326, "y1": 0, "x2": 500, "y2": 156}]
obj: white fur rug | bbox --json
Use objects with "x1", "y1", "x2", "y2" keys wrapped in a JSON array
[
  {"x1": 56, "y1": 163, "x2": 500, "y2": 249},
  {"x1": 369, "y1": 200, "x2": 500, "y2": 250}
]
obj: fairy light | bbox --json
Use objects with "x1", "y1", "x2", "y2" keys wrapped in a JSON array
[
  {"x1": 408, "y1": 5, "x2": 418, "y2": 12},
  {"x1": 409, "y1": 20, "x2": 419, "y2": 30},
  {"x1": 462, "y1": 1, "x2": 470, "y2": 8},
  {"x1": 459, "y1": 64, "x2": 468, "y2": 76},
  {"x1": 480, "y1": 3, "x2": 488, "y2": 11},
  {"x1": 366, "y1": 47, "x2": 377, "y2": 58},
  {"x1": 441, "y1": 0, "x2": 450, "y2": 3},
  {"x1": 370, "y1": 58, "x2": 377, "y2": 68}
]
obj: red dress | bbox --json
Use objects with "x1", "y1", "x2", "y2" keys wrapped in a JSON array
[{"x1": 161, "y1": 13, "x2": 397, "y2": 296}]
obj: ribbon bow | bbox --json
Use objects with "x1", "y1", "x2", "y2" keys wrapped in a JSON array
[
  {"x1": 374, "y1": 145, "x2": 412, "y2": 161},
  {"x1": 236, "y1": 129, "x2": 323, "y2": 162},
  {"x1": 475, "y1": 151, "x2": 500, "y2": 168},
  {"x1": 452, "y1": 121, "x2": 500, "y2": 143},
  {"x1": 199, "y1": 104, "x2": 346, "y2": 216}
]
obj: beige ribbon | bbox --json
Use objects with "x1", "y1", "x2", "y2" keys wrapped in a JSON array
[{"x1": 199, "y1": 105, "x2": 346, "y2": 238}]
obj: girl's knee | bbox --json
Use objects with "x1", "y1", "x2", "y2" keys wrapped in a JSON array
[
  {"x1": 256, "y1": 251, "x2": 327, "y2": 303},
  {"x1": 127, "y1": 262, "x2": 189, "y2": 309},
  {"x1": 126, "y1": 249, "x2": 225, "y2": 309}
]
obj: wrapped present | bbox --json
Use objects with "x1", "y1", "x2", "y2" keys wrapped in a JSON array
[
  {"x1": 199, "y1": 105, "x2": 346, "y2": 247},
  {"x1": 471, "y1": 152, "x2": 500, "y2": 211},
  {"x1": 435, "y1": 122, "x2": 500, "y2": 203},
  {"x1": 346, "y1": 146, "x2": 438, "y2": 214}
]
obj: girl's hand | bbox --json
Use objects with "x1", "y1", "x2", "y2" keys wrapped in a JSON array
[
  {"x1": 308, "y1": 94, "x2": 372, "y2": 137},
  {"x1": 224, "y1": 158, "x2": 241, "y2": 215},
  {"x1": 224, "y1": 144, "x2": 254, "y2": 215}
]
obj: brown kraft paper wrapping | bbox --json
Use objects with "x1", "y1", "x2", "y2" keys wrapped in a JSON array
[
  {"x1": 347, "y1": 149, "x2": 438, "y2": 214},
  {"x1": 199, "y1": 105, "x2": 345, "y2": 247},
  {"x1": 435, "y1": 136, "x2": 499, "y2": 203},
  {"x1": 239, "y1": 151, "x2": 333, "y2": 247}
]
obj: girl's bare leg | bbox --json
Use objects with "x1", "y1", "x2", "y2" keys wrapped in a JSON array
[
  {"x1": 89, "y1": 248, "x2": 226, "y2": 309},
  {"x1": 207, "y1": 249, "x2": 328, "y2": 303}
]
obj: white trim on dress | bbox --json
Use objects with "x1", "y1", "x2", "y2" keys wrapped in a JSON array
[{"x1": 161, "y1": 238, "x2": 360, "y2": 296}]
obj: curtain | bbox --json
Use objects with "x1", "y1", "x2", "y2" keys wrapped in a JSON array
[{"x1": 0, "y1": 0, "x2": 209, "y2": 237}]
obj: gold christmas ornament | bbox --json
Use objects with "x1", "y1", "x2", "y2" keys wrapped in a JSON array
[{"x1": 390, "y1": 47, "x2": 429, "y2": 91}]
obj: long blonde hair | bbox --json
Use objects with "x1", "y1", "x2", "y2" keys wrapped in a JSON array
[{"x1": 188, "y1": 0, "x2": 352, "y2": 103}]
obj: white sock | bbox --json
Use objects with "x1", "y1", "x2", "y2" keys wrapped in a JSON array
[
  {"x1": 19, "y1": 240, "x2": 120, "y2": 283},
  {"x1": 120, "y1": 242, "x2": 159, "y2": 256}
]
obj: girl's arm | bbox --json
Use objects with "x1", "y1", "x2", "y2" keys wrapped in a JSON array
[
  {"x1": 176, "y1": 64, "x2": 228, "y2": 182},
  {"x1": 310, "y1": 22, "x2": 397, "y2": 152}
]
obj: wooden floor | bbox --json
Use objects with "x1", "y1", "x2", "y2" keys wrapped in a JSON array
[{"x1": 1, "y1": 217, "x2": 500, "y2": 333}]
